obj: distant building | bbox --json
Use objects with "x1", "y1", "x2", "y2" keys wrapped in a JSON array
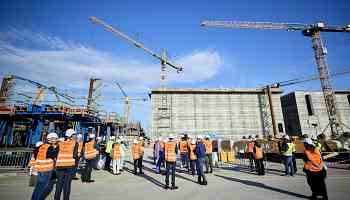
[
  {"x1": 281, "y1": 91, "x2": 350, "y2": 137},
  {"x1": 150, "y1": 88, "x2": 286, "y2": 139}
]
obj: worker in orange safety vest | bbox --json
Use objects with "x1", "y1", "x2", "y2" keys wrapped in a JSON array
[
  {"x1": 179, "y1": 134, "x2": 189, "y2": 171},
  {"x1": 203, "y1": 135, "x2": 213, "y2": 173},
  {"x1": 246, "y1": 135, "x2": 255, "y2": 172},
  {"x1": 303, "y1": 138, "x2": 328, "y2": 200},
  {"x1": 188, "y1": 138, "x2": 197, "y2": 176},
  {"x1": 81, "y1": 133, "x2": 97, "y2": 183},
  {"x1": 54, "y1": 129, "x2": 78, "y2": 200},
  {"x1": 112, "y1": 139, "x2": 122, "y2": 175},
  {"x1": 164, "y1": 134, "x2": 178, "y2": 190},
  {"x1": 253, "y1": 141, "x2": 265, "y2": 176},
  {"x1": 132, "y1": 139, "x2": 144, "y2": 175},
  {"x1": 31, "y1": 132, "x2": 59, "y2": 200}
]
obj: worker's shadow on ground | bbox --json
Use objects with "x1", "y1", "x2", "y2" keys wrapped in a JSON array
[
  {"x1": 220, "y1": 164, "x2": 304, "y2": 177},
  {"x1": 123, "y1": 164, "x2": 166, "y2": 189},
  {"x1": 214, "y1": 174, "x2": 309, "y2": 199}
]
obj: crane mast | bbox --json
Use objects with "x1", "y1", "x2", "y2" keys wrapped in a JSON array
[
  {"x1": 90, "y1": 16, "x2": 184, "y2": 137},
  {"x1": 201, "y1": 20, "x2": 350, "y2": 137}
]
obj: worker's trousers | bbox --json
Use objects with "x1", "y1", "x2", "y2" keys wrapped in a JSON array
[
  {"x1": 81, "y1": 159, "x2": 95, "y2": 182},
  {"x1": 248, "y1": 152, "x2": 255, "y2": 171},
  {"x1": 112, "y1": 159, "x2": 122, "y2": 174},
  {"x1": 134, "y1": 158, "x2": 143, "y2": 174},
  {"x1": 283, "y1": 156, "x2": 294, "y2": 175},
  {"x1": 305, "y1": 169, "x2": 328, "y2": 200},
  {"x1": 196, "y1": 157, "x2": 207, "y2": 183},
  {"x1": 55, "y1": 168, "x2": 74, "y2": 200},
  {"x1": 189, "y1": 160, "x2": 197, "y2": 175},
  {"x1": 292, "y1": 153, "x2": 297, "y2": 173},
  {"x1": 105, "y1": 153, "x2": 111, "y2": 171},
  {"x1": 180, "y1": 152, "x2": 189, "y2": 168},
  {"x1": 156, "y1": 151, "x2": 164, "y2": 171},
  {"x1": 212, "y1": 152, "x2": 219, "y2": 167},
  {"x1": 205, "y1": 153, "x2": 213, "y2": 173},
  {"x1": 31, "y1": 170, "x2": 52, "y2": 200},
  {"x1": 165, "y1": 161, "x2": 176, "y2": 186},
  {"x1": 255, "y1": 158, "x2": 265, "y2": 175}
]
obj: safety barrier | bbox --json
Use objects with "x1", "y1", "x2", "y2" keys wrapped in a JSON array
[{"x1": 0, "y1": 149, "x2": 32, "y2": 171}]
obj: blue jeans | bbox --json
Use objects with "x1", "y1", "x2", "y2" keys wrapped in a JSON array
[
  {"x1": 55, "y1": 168, "x2": 75, "y2": 200},
  {"x1": 181, "y1": 153, "x2": 189, "y2": 167},
  {"x1": 196, "y1": 157, "x2": 207, "y2": 183},
  {"x1": 156, "y1": 151, "x2": 164, "y2": 170},
  {"x1": 31, "y1": 171, "x2": 52, "y2": 200},
  {"x1": 284, "y1": 156, "x2": 294, "y2": 175}
]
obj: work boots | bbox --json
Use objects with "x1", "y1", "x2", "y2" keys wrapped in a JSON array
[
  {"x1": 197, "y1": 176, "x2": 202, "y2": 184},
  {"x1": 170, "y1": 185, "x2": 178, "y2": 190}
]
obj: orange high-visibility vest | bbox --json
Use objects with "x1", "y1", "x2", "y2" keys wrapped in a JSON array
[
  {"x1": 204, "y1": 140, "x2": 213, "y2": 154},
  {"x1": 304, "y1": 149, "x2": 324, "y2": 172},
  {"x1": 165, "y1": 141, "x2": 177, "y2": 162},
  {"x1": 247, "y1": 142, "x2": 254, "y2": 153},
  {"x1": 179, "y1": 141, "x2": 188, "y2": 153},
  {"x1": 56, "y1": 139, "x2": 76, "y2": 167},
  {"x1": 35, "y1": 144, "x2": 54, "y2": 172},
  {"x1": 112, "y1": 143, "x2": 121, "y2": 160},
  {"x1": 132, "y1": 144, "x2": 141, "y2": 160},
  {"x1": 78, "y1": 141, "x2": 83, "y2": 157},
  {"x1": 84, "y1": 141, "x2": 97, "y2": 160},
  {"x1": 255, "y1": 146, "x2": 263, "y2": 159},
  {"x1": 189, "y1": 144, "x2": 197, "y2": 160}
]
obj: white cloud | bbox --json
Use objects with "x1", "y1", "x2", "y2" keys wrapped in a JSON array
[{"x1": 0, "y1": 29, "x2": 222, "y2": 95}]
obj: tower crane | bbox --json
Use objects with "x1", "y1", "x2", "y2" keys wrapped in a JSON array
[
  {"x1": 201, "y1": 20, "x2": 350, "y2": 137},
  {"x1": 115, "y1": 82, "x2": 147, "y2": 125},
  {"x1": 89, "y1": 16, "x2": 183, "y2": 137}
]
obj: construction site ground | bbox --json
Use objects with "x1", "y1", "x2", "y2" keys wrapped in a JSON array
[{"x1": 1, "y1": 148, "x2": 349, "y2": 200}]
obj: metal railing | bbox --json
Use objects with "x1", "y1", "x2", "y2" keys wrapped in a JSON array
[{"x1": 0, "y1": 149, "x2": 32, "y2": 171}]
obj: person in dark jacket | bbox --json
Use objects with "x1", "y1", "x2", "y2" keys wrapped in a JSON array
[{"x1": 195, "y1": 136, "x2": 207, "y2": 185}]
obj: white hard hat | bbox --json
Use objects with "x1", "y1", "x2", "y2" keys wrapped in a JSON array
[
  {"x1": 311, "y1": 135, "x2": 317, "y2": 140},
  {"x1": 158, "y1": 137, "x2": 162, "y2": 141},
  {"x1": 65, "y1": 129, "x2": 76, "y2": 137},
  {"x1": 97, "y1": 136, "x2": 102, "y2": 140},
  {"x1": 304, "y1": 138, "x2": 315, "y2": 146},
  {"x1": 191, "y1": 140, "x2": 196, "y2": 145},
  {"x1": 116, "y1": 139, "x2": 121, "y2": 143},
  {"x1": 35, "y1": 141, "x2": 44, "y2": 148},
  {"x1": 77, "y1": 134, "x2": 83, "y2": 138},
  {"x1": 168, "y1": 134, "x2": 175, "y2": 139},
  {"x1": 283, "y1": 135, "x2": 290, "y2": 140},
  {"x1": 47, "y1": 132, "x2": 58, "y2": 139},
  {"x1": 197, "y1": 135, "x2": 204, "y2": 140},
  {"x1": 118, "y1": 136, "x2": 123, "y2": 139},
  {"x1": 89, "y1": 134, "x2": 95, "y2": 139},
  {"x1": 110, "y1": 136, "x2": 116, "y2": 140},
  {"x1": 205, "y1": 135, "x2": 210, "y2": 139},
  {"x1": 58, "y1": 137, "x2": 65, "y2": 142},
  {"x1": 133, "y1": 139, "x2": 139, "y2": 144},
  {"x1": 139, "y1": 136, "x2": 144, "y2": 140}
]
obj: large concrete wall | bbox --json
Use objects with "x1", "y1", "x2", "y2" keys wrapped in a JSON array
[
  {"x1": 151, "y1": 88, "x2": 285, "y2": 139},
  {"x1": 282, "y1": 91, "x2": 350, "y2": 137}
]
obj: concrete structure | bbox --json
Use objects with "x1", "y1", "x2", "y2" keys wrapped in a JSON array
[
  {"x1": 150, "y1": 88, "x2": 286, "y2": 139},
  {"x1": 281, "y1": 91, "x2": 350, "y2": 137}
]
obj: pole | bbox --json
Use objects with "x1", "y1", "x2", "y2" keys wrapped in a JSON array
[{"x1": 267, "y1": 86, "x2": 278, "y2": 137}]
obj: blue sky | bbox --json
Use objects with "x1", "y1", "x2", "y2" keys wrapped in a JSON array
[{"x1": 0, "y1": 0, "x2": 349, "y2": 132}]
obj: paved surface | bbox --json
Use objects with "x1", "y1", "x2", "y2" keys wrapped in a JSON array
[{"x1": 1, "y1": 148, "x2": 350, "y2": 200}]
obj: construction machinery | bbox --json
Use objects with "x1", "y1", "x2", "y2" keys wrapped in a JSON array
[
  {"x1": 89, "y1": 16, "x2": 183, "y2": 137},
  {"x1": 201, "y1": 20, "x2": 350, "y2": 138}
]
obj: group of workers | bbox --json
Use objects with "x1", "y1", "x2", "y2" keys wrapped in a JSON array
[
  {"x1": 152, "y1": 134, "x2": 215, "y2": 189},
  {"x1": 29, "y1": 130, "x2": 328, "y2": 200},
  {"x1": 29, "y1": 128, "x2": 98, "y2": 200},
  {"x1": 105, "y1": 136, "x2": 127, "y2": 175},
  {"x1": 245, "y1": 134, "x2": 328, "y2": 199}
]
